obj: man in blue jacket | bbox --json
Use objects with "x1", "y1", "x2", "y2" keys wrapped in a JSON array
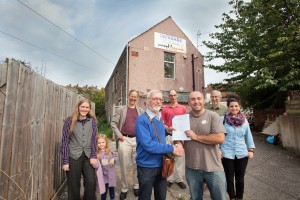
[{"x1": 135, "y1": 89, "x2": 184, "y2": 200}]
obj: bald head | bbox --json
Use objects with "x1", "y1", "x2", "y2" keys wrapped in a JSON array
[
  {"x1": 188, "y1": 91, "x2": 205, "y2": 115},
  {"x1": 169, "y1": 89, "x2": 178, "y2": 104}
]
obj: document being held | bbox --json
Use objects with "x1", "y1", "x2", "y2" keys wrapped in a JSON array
[{"x1": 172, "y1": 114, "x2": 191, "y2": 141}]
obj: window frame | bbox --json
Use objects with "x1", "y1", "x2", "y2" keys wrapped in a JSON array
[{"x1": 164, "y1": 52, "x2": 175, "y2": 80}]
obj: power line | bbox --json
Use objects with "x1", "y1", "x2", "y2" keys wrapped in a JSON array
[
  {"x1": 0, "y1": 29, "x2": 103, "y2": 73},
  {"x1": 16, "y1": 0, "x2": 114, "y2": 65}
]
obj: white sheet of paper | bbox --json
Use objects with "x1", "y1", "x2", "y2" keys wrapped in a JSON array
[{"x1": 172, "y1": 114, "x2": 191, "y2": 141}]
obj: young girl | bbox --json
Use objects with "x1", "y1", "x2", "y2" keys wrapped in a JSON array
[{"x1": 97, "y1": 134, "x2": 118, "y2": 200}]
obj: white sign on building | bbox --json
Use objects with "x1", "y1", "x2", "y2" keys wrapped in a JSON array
[{"x1": 154, "y1": 32, "x2": 186, "y2": 54}]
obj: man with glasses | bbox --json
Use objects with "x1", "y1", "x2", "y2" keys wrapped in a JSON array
[
  {"x1": 161, "y1": 89, "x2": 187, "y2": 189},
  {"x1": 111, "y1": 90, "x2": 144, "y2": 199},
  {"x1": 206, "y1": 90, "x2": 227, "y2": 116},
  {"x1": 135, "y1": 89, "x2": 184, "y2": 200}
]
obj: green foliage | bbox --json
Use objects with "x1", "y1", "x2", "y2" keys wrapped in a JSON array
[
  {"x1": 97, "y1": 115, "x2": 113, "y2": 138},
  {"x1": 203, "y1": 0, "x2": 300, "y2": 108},
  {"x1": 69, "y1": 85, "x2": 113, "y2": 138}
]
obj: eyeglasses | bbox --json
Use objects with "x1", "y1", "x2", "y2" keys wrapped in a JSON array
[
  {"x1": 169, "y1": 94, "x2": 177, "y2": 97},
  {"x1": 151, "y1": 98, "x2": 164, "y2": 102}
]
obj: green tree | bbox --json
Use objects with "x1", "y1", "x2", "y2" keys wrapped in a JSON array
[
  {"x1": 203, "y1": 0, "x2": 300, "y2": 108},
  {"x1": 68, "y1": 85, "x2": 112, "y2": 137}
]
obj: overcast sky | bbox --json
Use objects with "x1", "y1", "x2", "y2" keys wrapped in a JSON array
[{"x1": 0, "y1": 0, "x2": 231, "y2": 88}]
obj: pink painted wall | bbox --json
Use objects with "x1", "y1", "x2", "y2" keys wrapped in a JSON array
[{"x1": 128, "y1": 17, "x2": 204, "y2": 94}]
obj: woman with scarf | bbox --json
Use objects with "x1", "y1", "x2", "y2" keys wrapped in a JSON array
[{"x1": 220, "y1": 96, "x2": 255, "y2": 200}]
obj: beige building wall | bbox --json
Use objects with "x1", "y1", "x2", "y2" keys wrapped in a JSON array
[
  {"x1": 105, "y1": 16, "x2": 204, "y2": 119},
  {"x1": 128, "y1": 17, "x2": 204, "y2": 95}
]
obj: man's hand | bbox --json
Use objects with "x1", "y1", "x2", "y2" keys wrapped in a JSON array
[
  {"x1": 185, "y1": 130, "x2": 197, "y2": 140},
  {"x1": 62, "y1": 164, "x2": 69, "y2": 172},
  {"x1": 119, "y1": 136, "x2": 124, "y2": 142},
  {"x1": 173, "y1": 144, "x2": 184, "y2": 156},
  {"x1": 165, "y1": 126, "x2": 176, "y2": 135}
]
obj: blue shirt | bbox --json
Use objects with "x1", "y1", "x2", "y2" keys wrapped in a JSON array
[
  {"x1": 220, "y1": 117, "x2": 255, "y2": 159},
  {"x1": 135, "y1": 109, "x2": 173, "y2": 168}
]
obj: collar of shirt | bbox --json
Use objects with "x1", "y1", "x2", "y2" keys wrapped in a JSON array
[
  {"x1": 211, "y1": 104, "x2": 221, "y2": 110},
  {"x1": 146, "y1": 109, "x2": 161, "y2": 120},
  {"x1": 77, "y1": 117, "x2": 90, "y2": 125},
  {"x1": 167, "y1": 103, "x2": 179, "y2": 108}
]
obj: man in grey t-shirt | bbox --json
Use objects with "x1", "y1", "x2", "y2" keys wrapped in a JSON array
[{"x1": 180, "y1": 91, "x2": 227, "y2": 200}]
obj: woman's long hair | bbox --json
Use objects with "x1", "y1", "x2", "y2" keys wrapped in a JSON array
[
  {"x1": 97, "y1": 134, "x2": 112, "y2": 157},
  {"x1": 69, "y1": 99, "x2": 96, "y2": 133}
]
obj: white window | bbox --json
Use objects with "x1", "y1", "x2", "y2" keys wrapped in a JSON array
[{"x1": 164, "y1": 52, "x2": 175, "y2": 79}]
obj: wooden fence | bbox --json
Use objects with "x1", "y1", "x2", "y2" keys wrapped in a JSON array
[{"x1": 0, "y1": 59, "x2": 90, "y2": 199}]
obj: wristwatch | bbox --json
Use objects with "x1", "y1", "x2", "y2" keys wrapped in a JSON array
[{"x1": 248, "y1": 149, "x2": 254, "y2": 153}]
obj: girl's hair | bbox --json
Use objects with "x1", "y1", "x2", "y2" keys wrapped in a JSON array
[
  {"x1": 69, "y1": 99, "x2": 96, "y2": 133},
  {"x1": 97, "y1": 134, "x2": 112, "y2": 156},
  {"x1": 226, "y1": 94, "x2": 241, "y2": 107}
]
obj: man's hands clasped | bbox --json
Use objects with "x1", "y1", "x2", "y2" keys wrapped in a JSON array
[{"x1": 173, "y1": 143, "x2": 184, "y2": 157}]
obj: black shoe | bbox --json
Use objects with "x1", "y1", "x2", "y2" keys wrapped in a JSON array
[
  {"x1": 177, "y1": 182, "x2": 187, "y2": 189},
  {"x1": 120, "y1": 192, "x2": 127, "y2": 200},
  {"x1": 134, "y1": 189, "x2": 139, "y2": 197},
  {"x1": 167, "y1": 181, "x2": 173, "y2": 187}
]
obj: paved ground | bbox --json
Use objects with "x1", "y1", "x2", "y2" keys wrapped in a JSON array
[{"x1": 58, "y1": 132, "x2": 300, "y2": 200}]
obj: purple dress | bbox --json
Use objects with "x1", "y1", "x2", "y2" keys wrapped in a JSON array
[{"x1": 99, "y1": 151, "x2": 118, "y2": 187}]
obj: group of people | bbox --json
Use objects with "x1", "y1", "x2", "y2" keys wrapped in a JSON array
[{"x1": 60, "y1": 89, "x2": 255, "y2": 200}]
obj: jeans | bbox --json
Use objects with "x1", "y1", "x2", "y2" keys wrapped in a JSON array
[
  {"x1": 101, "y1": 184, "x2": 115, "y2": 200},
  {"x1": 222, "y1": 156, "x2": 248, "y2": 199},
  {"x1": 137, "y1": 166, "x2": 167, "y2": 200},
  {"x1": 185, "y1": 167, "x2": 226, "y2": 200},
  {"x1": 67, "y1": 152, "x2": 96, "y2": 200}
]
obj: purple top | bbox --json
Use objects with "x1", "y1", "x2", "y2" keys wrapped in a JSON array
[
  {"x1": 121, "y1": 107, "x2": 138, "y2": 136},
  {"x1": 61, "y1": 117, "x2": 98, "y2": 165},
  {"x1": 99, "y1": 151, "x2": 117, "y2": 187}
]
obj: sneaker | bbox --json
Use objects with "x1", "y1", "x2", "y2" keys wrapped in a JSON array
[
  {"x1": 167, "y1": 181, "x2": 173, "y2": 187},
  {"x1": 133, "y1": 189, "x2": 139, "y2": 197},
  {"x1": 120, "y1": 192, "x2": 127, "y2": 200},
  {"x1": 177, "y1": 182, "x2": 187, "y2": 189}
]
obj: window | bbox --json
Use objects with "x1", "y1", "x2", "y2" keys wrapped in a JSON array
[{"x1": 164, "y1": 52, "x2": 175, "y2": 79}]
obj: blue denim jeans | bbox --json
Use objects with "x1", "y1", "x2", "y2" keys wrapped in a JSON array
[
  {"x1": 137, "y1": 166, "x2": 167, "y2": 200},
  {"x1": 186, "y1": 167, "x2": 227, "y2": 200}
]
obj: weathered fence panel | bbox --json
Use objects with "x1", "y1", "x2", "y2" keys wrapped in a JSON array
[
  {"x1": 279, "y1": 115, "x2": 300, "y2": 155},
  {"x1": 0, "y1": 59, "x2": 91, "y2": 199}
]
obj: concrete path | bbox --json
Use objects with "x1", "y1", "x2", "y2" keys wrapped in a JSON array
[{"x1": 58, "y1": 133, "x2": 300, "y2": 200}]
